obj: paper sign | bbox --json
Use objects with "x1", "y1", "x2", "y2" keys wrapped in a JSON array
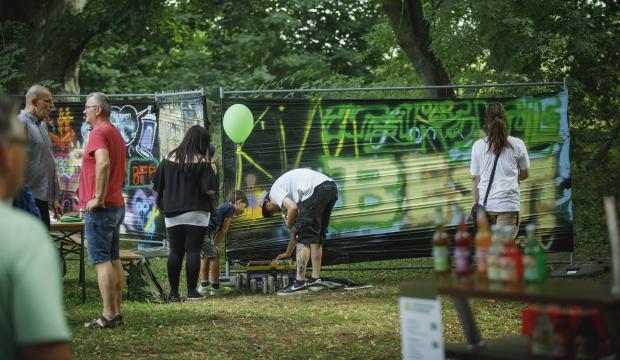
[{"x1": 400, "y1": 296, "x2": 445, "y2": 360}]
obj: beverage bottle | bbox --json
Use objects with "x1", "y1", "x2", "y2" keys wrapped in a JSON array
[
  {"x1": 574, "y1": 309, "x2": 598, "y2": 360},
  {"x1": 530, "y1": 307, "x2": 554, "y2": 357},
  {"x1": 454, "y1": 215, "x2": 474, "y2": 276},
  {"x1": 432, "y1": 208, "x2": 450, "y2": 275},
  {"x1": 499, "y1": 225, "x2": 523, "y2": 283},
  {"x1": 552, "y1": 311, "x2": 573, "y2": 359},
  {"x1": 475, "y1": 211, "x2": 491, "y2": 279},
  {"x1": 523, "y1": 223, "x2": 546, "y2": 282},
  {"x1": 487, "y1": 224, "x2": 503, "y2": 282}
]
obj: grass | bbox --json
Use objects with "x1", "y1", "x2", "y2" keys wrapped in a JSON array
[{"x1": 61, "y1": 239, "x2": 611, "y2": 359}]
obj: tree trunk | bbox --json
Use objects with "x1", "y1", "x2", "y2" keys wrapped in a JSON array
[{"x1": 380, "y1": 0, "x2": 454, "y2": 98}]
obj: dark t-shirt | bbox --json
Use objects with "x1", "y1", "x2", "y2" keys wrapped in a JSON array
[{"x1": 206, "y1": 203, "x2": 235, "y2": 234}]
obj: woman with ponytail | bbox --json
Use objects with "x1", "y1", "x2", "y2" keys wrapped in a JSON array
[
  {"x1": 153, "y1": 125, "x2": 218, "y2": 301},
  {"x1": 470, "y1": 102, "x2": 530, "y2": 241}
]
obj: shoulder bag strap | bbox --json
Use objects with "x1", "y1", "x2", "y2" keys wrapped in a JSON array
[{"x1": 482, "y1": 152, "x2": 501, "y2": 207}]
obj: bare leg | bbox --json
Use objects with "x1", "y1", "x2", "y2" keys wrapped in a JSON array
[
  {"x1": 310, "y1": 244, "x2": 323, "y2": 279},
  {"x1": 210, "y1": 256, "x2": 220, "y2": 284},
  {"x1": 112, "y1": 260, "x2": 123, "y2": 317},
  {"x1": 200, "y1": 256, "x2": 209, "y2": 282},
  {"x1": 95, "y1": 261, "x2": 117, "y2": 320},
  {"x1": 296, "y1": 243, "x2": 310, "y2": 281}
]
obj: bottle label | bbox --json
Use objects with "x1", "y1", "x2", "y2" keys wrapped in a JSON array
[
  {"x1": 433, "y1": 246, "x2": 448, "y2": 272},
  {"x1": 523, "y1": 255, "x2": 538, "y2": 281},
  {"x1": 454, "y1": 247, "x2": 471, "y2": 273},
  {"x1": 487, "y1": 255, "x2": 501, "y2": 281},
  {"x1": 500, "y1": 256, "x2": 517, "y2": 282}
]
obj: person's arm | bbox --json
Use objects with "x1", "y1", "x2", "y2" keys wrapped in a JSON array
[
  {"x1": 52, "y1": 167, "x2": 63, "y2": 219},
  {"x1": 214, "y1": 217, "x2": 232, "y2": 246},
  {"x1": 471, "y1": 175, "x2": 480, "y2": 205},
  {"x1": 518, "y1": 169, "x2": 529, "y2": 181},
  {"x1": 20, "y1": 342, "x2": 73, "y2": 360},
  {"x1": 85, "y1": 149, "x2": 109, "y2": 211},
  {"x1": 282, "y1": 197, "x2": 298, "y2": 229},
  {"x1": 275, "y1": 230, "x2": 297, "y2": 261}
]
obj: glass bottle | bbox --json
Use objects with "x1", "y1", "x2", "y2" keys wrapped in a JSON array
[
  {"x1": 523, "y1": 223, "x2": 546, "y2": 282},
  {"x1": 475, "y1": 211, "x2": 491, "y2": 279},
  {"x1": 432, "y1": 208, "x2": 450, "y2": 275},
  {"x1": 454, "y1": 215, "x2": 474, "y2": 276}
]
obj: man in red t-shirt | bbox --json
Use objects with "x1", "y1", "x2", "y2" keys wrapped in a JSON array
[{"x1": 78, "y1": 92, "x2": 127, "y2": 329}]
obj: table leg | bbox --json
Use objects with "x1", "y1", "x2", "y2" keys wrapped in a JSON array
[
  {"x1": 80, "y1": 230, "x2": 85, "y2": 304},
  {"x1": 451, "y1": 295, "x2": 485, "y2": 350}
]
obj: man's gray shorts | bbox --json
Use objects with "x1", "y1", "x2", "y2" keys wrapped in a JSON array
[{"x1": 201, "y1": 232, "x2": 218, "y2": 258}]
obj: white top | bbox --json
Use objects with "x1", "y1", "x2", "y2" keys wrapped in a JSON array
[
  {"x1": 269, "y1": 169, "x2": 332, "y2": 207},
  {"x1": 470, "y1": 136, "x2": 530, "y2": 212},
  {"x1": 165, "y1": 210, "x2": 211, "y2": 228}
]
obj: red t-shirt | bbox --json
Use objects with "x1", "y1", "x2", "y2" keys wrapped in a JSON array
[{"x1": 78, "y1": 122, "x2": 127, "y2": 208}]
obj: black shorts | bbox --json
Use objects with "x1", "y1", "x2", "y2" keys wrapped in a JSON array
[{"x1": 295, "y1": 181, "x2": 338, "y2": 245}]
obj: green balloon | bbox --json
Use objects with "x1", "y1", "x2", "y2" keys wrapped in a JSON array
[{"x1": 223, "y1": 104, "x2": 254, "y2": 144}]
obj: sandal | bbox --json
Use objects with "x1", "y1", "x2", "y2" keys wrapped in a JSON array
[
  {"x1": 111, "y1": 314, "x2": 123, "y2": 327},
  {"x1": 84, "y1": 315, "x2": 115, "y2": 329}
]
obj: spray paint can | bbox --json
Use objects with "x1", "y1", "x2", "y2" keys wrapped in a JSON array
[
  {"x1": 250, "y1": 278, "x2": 257, "y2": 293},
  {"x1": 235, "y1": 274, "x2": 242, "y2": 290},
  {"x1": 241, "y1": 273, "x2": 247, "y2": 288},
  {"x1": 276, "y1": 274, "x2": 282, "y2": 290},
  {"x1": 267, "y1": 276, "x2": 275, "y2": 294},
  {"x1": 262, "y1": 276, "x2": 268, "y2": 294},
  {"x1": 282, "y1": 274, "x2": 289, "y2": 288}
]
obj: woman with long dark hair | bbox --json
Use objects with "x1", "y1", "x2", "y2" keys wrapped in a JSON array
[
  {"x1": 153, "y1": 125, "x2": 217, "y2": 301},
  {"x1": 470, "y1": 102, "x2": 530, "y2": 241}
]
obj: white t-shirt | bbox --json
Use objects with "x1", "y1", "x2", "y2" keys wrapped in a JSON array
[
  {"x1": 269, "y1": 169, "x2": 332, "y2": 208},
  {"x1": 470, "y1": 136, "x2": 530, "y2": 212}
]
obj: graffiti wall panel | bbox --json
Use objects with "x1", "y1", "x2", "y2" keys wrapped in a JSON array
[
  {"x1": 222, "y1": 92, "x2": 572, "y2": 265},
  {"x1": 48, "y1": 102, "x2": 165, "y2": 241}
]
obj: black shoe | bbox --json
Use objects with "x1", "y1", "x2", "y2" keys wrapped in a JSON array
[
  {"x1": 166, "y1": 293, "x2": 183, "y2": 303},
  {"x1": 307, "y1": 278, "x2": 327, "y2": 292},
  {"x1": 277, "y1": 282, "x2": 308, "y2": 296},
  {"x1": 186, "y1": 290, "x2": 204, "y2": 301}
]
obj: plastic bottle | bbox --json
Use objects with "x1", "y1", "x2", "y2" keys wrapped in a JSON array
[
  {"x1": 523, "y1": 223, "x2": 546, "y2": 282},
  {"x1": 432, "y1": 208, "x2": 450, "y2": 275},
  {"x1": 475, "y1": 211, "x2": 491, "y2": 279},
  {"x1": 487, "y1": 224, "x2": 503, "y2": 282},
  {"x1": 530, "y1": 307, "x2": 554, "y2": 357},
  {"x1": 454, "y1": 215, "x2": 474, "y2": 276},
  {"x1": 574, "y1": 309, "x2": 598, "y2": 360},
  {"x1": 552, "y1": 311, "x2": 573, "y2": 359},
  {"x1": 499, "y1": 225, "x2": 523, "y2": 283}
]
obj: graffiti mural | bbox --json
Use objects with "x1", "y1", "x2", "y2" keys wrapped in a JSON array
[
  {"x1": 48, "y1": 102, "x2": 165, "y2": 241},
  {"x1": 222, "y1": 92, "x2": 572, "y2": 265}
]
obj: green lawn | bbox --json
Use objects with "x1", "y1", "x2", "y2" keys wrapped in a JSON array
[{"x1": 61, "y1": 239, "x2": 610, "y2": 359}]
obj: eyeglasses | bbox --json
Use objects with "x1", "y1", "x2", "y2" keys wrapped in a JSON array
[{"x1": 84, "y1": 105, "x2": 99, "y2": 111}]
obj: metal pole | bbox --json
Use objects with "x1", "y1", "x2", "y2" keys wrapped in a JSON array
[
  {"x1": 219, "y1": 85, "x2": 231, "y2": 277},
  {"x1": 222, "y1": 81, "x2": 565, "y2": 96}
]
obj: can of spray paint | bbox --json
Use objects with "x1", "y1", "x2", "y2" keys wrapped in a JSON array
[
  {"x1": 267, "y1": 276, "x2": 275, "y2": 294},
  {"x1": 262, "y1": 276, "x2": 268, "y2": 294},
  {"x1": 235, "y1": 274, "x2": 242, "y2": 290},
  {"x1": 282, "y1": 274, "x2": 289, "y2": 288},
  {"x1": 276, "y1": 274, "x2": 282, "y2": 290},
  {"x1": 250, "y1": 278, "x2": 257, "y2": 293},
  {"x1": 241, "y1": 273, "x2": 247, "y2": 288}
]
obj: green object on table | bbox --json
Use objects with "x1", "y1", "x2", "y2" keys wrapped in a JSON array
[{"x1": 60, "y1": 216, "x2": 82, "y2": 223}]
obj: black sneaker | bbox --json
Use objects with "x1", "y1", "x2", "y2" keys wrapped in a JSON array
[
  {"x1": 186, "y1": 290, "x2": 204, "y2": 301},
  {"x1": 307, "y1": 278, "x2": 327, "y2": 292},
  {"x1": 277, "y1": 282, "x2": 308, "y2": 296},
  {"x1": 166, "y1": 293, "x2": 183, "y2": 303}
]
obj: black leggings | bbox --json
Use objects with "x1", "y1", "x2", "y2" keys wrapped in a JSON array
[{"x1": 166, "y1": 224, "x2": 206, "y2": 295}]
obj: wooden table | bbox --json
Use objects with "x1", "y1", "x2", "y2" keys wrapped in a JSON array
[
  {"x1": 50, "y1": 221, "x2": 85, "y2": 304},
  {"x1": 401, "y1": 277, "x2": 620, "y2": 359}
]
